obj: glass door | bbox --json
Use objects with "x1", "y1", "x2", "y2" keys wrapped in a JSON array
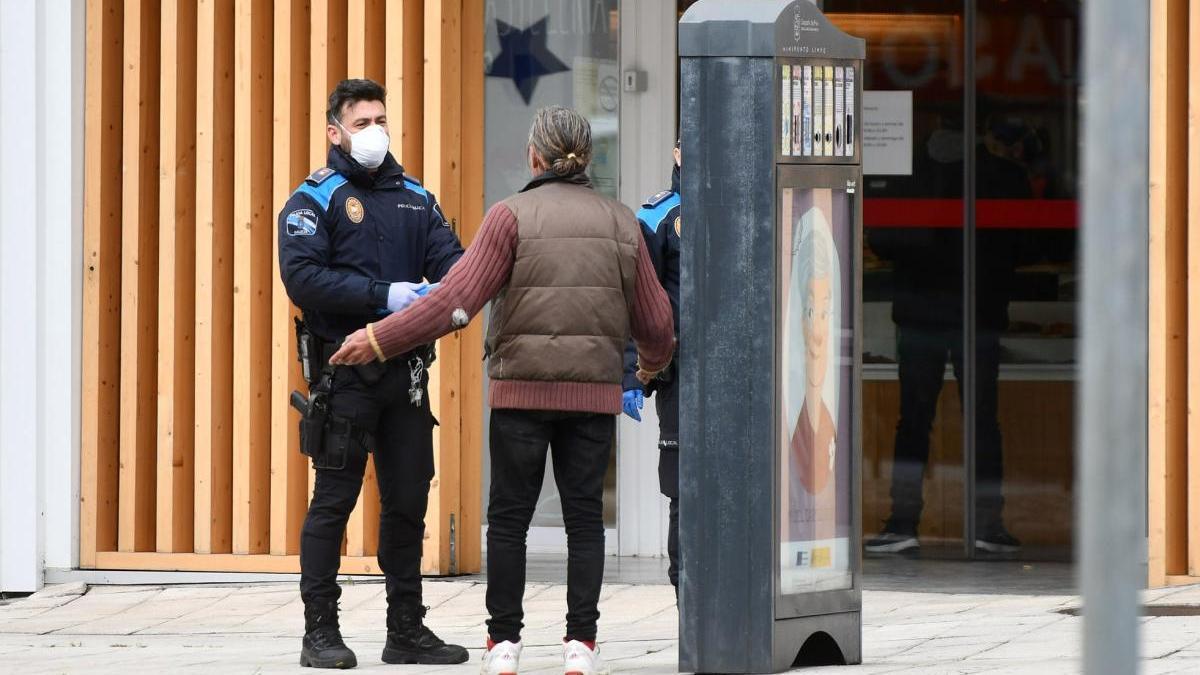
[
  {"x1": 970, "y1": 0, "x2": 1079, "y2": 560},
  {"x1": 826, "y1": 0, "x2": 1080, "y2": 562},
  {"x1": 482, "y1": 0, "x2": 622, "y2": 553},
  {"x1": 826, "y1": 1, "x2": 968, "y2": 558}
]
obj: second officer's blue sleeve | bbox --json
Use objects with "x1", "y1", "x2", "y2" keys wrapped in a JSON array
[
  {"x1": 622, "y1": 210, "x2": 670, "y2": 391},
  {"x1": 420, "y1": 188, "x2": 465, "y2": 282},
  {"x1": 278, "y1": 193, "x2": 389, "y2": 312}
]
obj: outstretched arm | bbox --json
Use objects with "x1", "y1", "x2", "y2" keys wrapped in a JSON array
[{"x1": 329, "y1": 202, "x2": 518, "y2": 365}]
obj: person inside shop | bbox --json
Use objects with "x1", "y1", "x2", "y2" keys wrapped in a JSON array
[
  {"x1": 329, "y1": 105, "x2": 675, "y2": 675},
  {"x1": 622, "y1": 139, "x2": 683, "y2": 594},
  {"x1": 277, "y1": 78, "x2": 469, "y2": 669},
  {"x1": 865, "y1": 111, "x2": 1031, "y2": 556}
]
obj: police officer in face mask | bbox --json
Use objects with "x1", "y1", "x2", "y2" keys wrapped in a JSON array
[
  {"x1": 622, "y1": 140, "x2": 682, "y2": 592},
  {"x1": 277, "y1": 79, "x2": 467, "y2": 669}
]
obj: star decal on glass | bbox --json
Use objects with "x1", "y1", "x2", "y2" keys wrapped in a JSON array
[{"x1": 487, "y1": 17, "x2": 570, "y2": 105}]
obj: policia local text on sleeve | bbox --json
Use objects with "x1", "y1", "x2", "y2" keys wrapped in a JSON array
[{"x1": 276, "y1": 78, "x2": 469, "y2": 670}]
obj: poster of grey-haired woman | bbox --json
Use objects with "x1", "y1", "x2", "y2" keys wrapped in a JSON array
[{"x1": 780, "y1": 186, "x2": 854, "y2": 594}]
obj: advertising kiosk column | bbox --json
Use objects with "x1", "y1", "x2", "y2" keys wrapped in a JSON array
[{"x1": 678, "y1": 2, "x2": 865, "y2": 672}]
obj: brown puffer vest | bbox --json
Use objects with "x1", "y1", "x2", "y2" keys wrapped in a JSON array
[{"x1": 486, "y1": 173, "x2": 640, "y2": 386}]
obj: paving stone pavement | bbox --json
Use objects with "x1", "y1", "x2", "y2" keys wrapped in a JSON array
[{"x1": 3, "y1": 579, "x2": 1200, "y2": 674}]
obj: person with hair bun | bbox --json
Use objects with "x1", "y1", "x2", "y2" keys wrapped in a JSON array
[{"x1": 330, "y1": 105, "x2": 675, "y2": 675}]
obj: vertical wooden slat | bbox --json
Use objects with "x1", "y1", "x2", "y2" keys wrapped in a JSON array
[
  {"x1": 156, "y1": 0, "x2": 198, "y2": 553},
  {"x1": 118, "y1": 0, "x2": 161, "y2": 553},
  {"x1": 457, "y1": 0, "x2": 485, "y2": 574},
  {"x1": 309, "y1": 0, "x2": 349, "y2": 505},
  {"x1": 194, "y1": 0, "x2": 236, "y2": 555},
  {"x1": 347, "y1": 0, "x2": 386, "y2": 83},
  {"x1": 310, "y1": 0, "x2": 348, "y2": 170},
  {"x1": 1189, "y1": 0, "x2": 1200, "y2": 577},
  {"x1": 81, "y1": 0, "x2": 124, "y2": 566},
  {"x1": 390, "y1": 0, "x2": 424, "y2": 175},
  {"x1": 232, "y1": 0, "x2": 274, "y2": 555},
  {"x1": 422, "y1": 0, "x2": 463, "y2": 575},
  {"x1": 270, "y1": 0, "x2": 312, "y2": 557},
  {"x1": 1149, "y1": 0, "x2": 1189, "y2": 586},
  {"x1": 343, "y1": 0, "x2": 386, "y2": 561}
]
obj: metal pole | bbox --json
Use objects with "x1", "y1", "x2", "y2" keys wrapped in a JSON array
[{"x1": 1079, "y1": 0, "x2": 1148, "y2": 672}]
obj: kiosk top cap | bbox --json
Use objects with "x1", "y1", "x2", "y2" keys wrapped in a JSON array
[{"x1": 679, "y1": 0, "x2": 865, "y2": 59}]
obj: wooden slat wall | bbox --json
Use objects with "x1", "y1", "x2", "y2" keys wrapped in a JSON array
[
  {"x1": 423, "y1": 0, "x2": 463, "y2": 575},
  {"x1": 193, "y1": 0, "x2": 235, "y2": 556},
  {"x1": 1150, "y1": 0, "x2": 1190, "y2": 588},
  {"x1": 80, "y1": 0, "x2": 124, "y2": 567},
  {"x1": 156, "y1": 0, "x2": 198, "y2": 553},
  {"x1": 118, "y1": 0, "x2": 161, "y2": 553},
  {"x1": 270, "y1": 0, "x2": 311, "y2": 558},
  {"x1": 231, "y1": 0, "x2": 274, "y2": 556},
  {"x1": 457, "y1": 0, "x2": 485, "y2": 575},
  {"x1": 1189, "y1": 0, "x2": 1200, "y2": 578},
  {"x1": 81, "y1": 0, "x2": 484, "y2": 575},
  {"x1": 344, "y1": 0, "x2": 386, "y2": 560}
]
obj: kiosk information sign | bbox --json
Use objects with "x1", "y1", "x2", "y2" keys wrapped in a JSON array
[{"x1": 679, "y1": 1, "x2": 864, "y2": 671}]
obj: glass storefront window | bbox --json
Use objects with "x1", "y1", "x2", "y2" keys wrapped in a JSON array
[
  {"x1": 827, "y1": 1, "x2": 968, "y2": 557},
  {"x1": 972, "y1": 2, "x2": 1079, "y2": 559},
  {"x1": 826, "y1": 1, "x2": 1080, "y2": 561},
  {"x1": 484, "y1": 0, "x2": 620, "y2": 205}
]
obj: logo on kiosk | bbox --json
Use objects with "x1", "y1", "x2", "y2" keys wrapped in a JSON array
[
  {"x1": 782, "y1": 7, "x2": 826, "y2": 55},
  {"x1": 793, "y1": 10, "x2": 819, "y2": 42}
]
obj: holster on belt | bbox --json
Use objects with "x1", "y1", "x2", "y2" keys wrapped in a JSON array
[{"x1": 290, "y1": 318, "x2": 366, "y2": 469}]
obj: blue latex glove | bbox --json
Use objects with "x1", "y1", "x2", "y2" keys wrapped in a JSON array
[
  {"x1": 387, "y1": 281, "x2": 427, "y2": 312},
  {"x1": 415, "y1": 282, "x2": 439, "y2": 297},
  {"x1": 622, "y1": 389, "x2": 644, "y2": 421}
]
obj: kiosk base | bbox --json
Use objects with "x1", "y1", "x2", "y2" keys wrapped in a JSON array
[{"x1": 774, "y1": 611, "x2": 863, "y2": 669}]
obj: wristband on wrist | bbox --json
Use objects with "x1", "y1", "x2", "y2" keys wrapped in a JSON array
[{"x1": 365, "y1": 323, "x2": 387, "y2": 362}]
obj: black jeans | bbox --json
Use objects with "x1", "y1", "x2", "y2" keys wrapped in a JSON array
[
  {"x1": 889, "y1": 327, "x2": 1005, "y2": 532},
  {"x1": 300, "y1": 359, "x2": 435, "y2": 611},
  {"x1": 485, "y1": 409, "x2": 614, "y2": 643},
  {"x1": 654, "y1": 380, "x2": 680, "y2": 588}
]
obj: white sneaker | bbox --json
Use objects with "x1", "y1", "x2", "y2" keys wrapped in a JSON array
[
  {"x1": 481, "y1": 639, "x2": 521, "y2": 675},
  {"x1": 563, "y1": 640, "x2": 609, "y2": 675}
]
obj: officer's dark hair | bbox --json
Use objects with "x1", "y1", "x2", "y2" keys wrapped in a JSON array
[
  {"x1": 528, "y1": 106, "x2": 592, "y2": 176},
  {"x1": 327, "y1": 79, "x2": 387, "y2": 125}
]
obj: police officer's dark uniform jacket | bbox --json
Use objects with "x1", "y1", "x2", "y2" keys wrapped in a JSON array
[
  {"x1": 277, "y1": 146, "x2": 463, "y2": 621},
  {"x1": 623, "y1": 164, "x2": 682, "y2": 587}
]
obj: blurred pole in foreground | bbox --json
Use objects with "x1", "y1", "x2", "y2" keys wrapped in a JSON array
[{"x1": 1078, "y1": 0, "x2": 1148, "y2": 673}]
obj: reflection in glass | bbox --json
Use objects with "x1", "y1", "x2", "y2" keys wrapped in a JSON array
[
  {"x1": 826, "y1": 1, "x2": 968, "y2": 557},
  {"x1": 973, "y1": 2, "x2": 1079, "y2": 559}
]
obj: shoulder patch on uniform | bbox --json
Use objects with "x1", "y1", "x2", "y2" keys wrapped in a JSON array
[
  {"x1": 637, "y1": 192, "x2": 680, "y2": 234},
  {"x1": 403, "y1": 175, "x2": 429, "y2": 200},
  {"x1": 293, "y1": 172, "x2": 349, "y2": 212},
  {"x1": 643, "y1": 190, "x2": 675, "y2": 209},
  {"x1": 305, "y1": 167, "x2": 339, "y2": 185},
  {"x1": 285, "y1": 208, "x2": 318, "y2": 237}
]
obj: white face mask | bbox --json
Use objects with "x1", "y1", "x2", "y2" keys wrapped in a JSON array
[{"x1": 337, "y1": 120, "x2": 390, "y2": 169}]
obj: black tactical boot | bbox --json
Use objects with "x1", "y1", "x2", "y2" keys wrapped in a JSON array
[
  {"x1": 300, "y1": 600, "x2": 357, "y2": 669},
  {"x1": 381, "y1": 604, "x2": 469, "y2": 665}
]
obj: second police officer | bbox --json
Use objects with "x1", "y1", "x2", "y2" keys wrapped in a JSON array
[
  {"x1": 277, "y1": 79, "x2": 469, "y2": 669},
  {"x1": 623, "y1": 139, "x2": 683, "y2": 593}
]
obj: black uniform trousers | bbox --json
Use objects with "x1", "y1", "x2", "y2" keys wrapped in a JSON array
[
  {"x1": 654, "y1": 379, "x2": 680, "y2": 589},
  {"x1": 889, "y1": 327, "x2": 1005, "y2": 533},
  {"x1": 485, "y1": 410, "x2": 614, "y2": 643},
  {"x1": 299, "y1": 359, "x2": 435, "y2": 611}
]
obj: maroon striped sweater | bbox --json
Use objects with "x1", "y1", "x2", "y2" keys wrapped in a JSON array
[{"x1": 370, "y1": 201, "x2": 675, "y2": 414}]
